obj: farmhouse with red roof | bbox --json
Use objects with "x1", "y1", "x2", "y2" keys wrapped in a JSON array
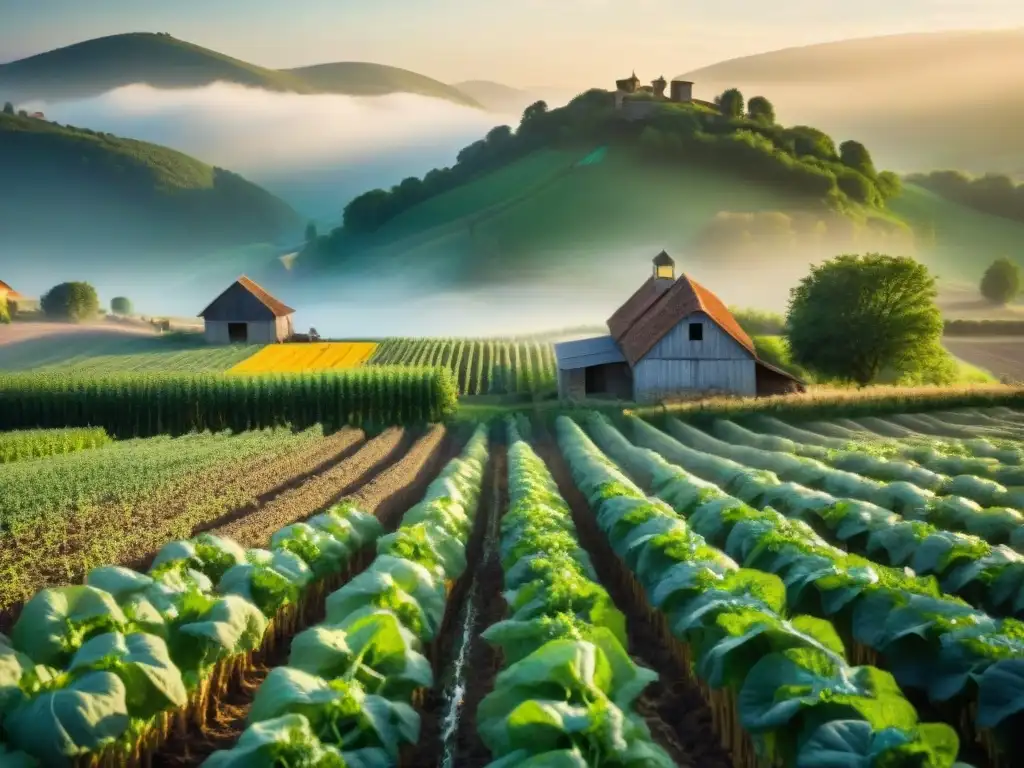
[{"x1": 553, "y1": 252, "x2": 805, "y2": 402}]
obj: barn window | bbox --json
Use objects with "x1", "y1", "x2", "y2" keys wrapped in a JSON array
[{"x1": 688, "y1": 322, "x2": 703, "y2": 341}]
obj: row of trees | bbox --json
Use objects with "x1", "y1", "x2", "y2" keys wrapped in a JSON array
[
  {"x1": 334, "y1": 85, "x2": 894, "y2": 239},
  {"x1": 33, "y1": 282, "x2": 133, "y2": 322},
  {"x1": 2, "y1": 101, "x2": 30, "y2": 118}
]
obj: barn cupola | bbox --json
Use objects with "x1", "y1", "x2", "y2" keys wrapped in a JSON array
[{"x1": 652, "y1": 250, "x2": 675, "y2": 282}]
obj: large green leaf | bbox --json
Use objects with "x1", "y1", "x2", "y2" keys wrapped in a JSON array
[
  {"x1": 248, "y1": 669, "x2": 418, "y2": 758},
  {"x1": 218, "y1": 549, "x2": 312, "y2": 617},
  {"x1": 976, "y1": 658, "x2": 1024, "y2": 730},
  {"x1": 796, "y1": 719, "x2": 960, "y2": 768},
  {"x1": 167, "y1": 593, "x2": 268, "y2": 684},
  {"x1": 484, "y1": 748, "x2": 589, "y2": 768},
  {"x1": 325, "y1": 556, "x2": 445, "y2": 642},
  {"x1": 67, "y1": 632, "x2": 187, "y2": 720},
  {"x1": 376, "y1": 523, "x2": 467, "y2": 582},
  {"x1": 287, "y1": 609, "x2": 432, "y2": 700},
  {"x1": 0, "y1": 634, "x2": 30, "y2": 717},
  {"x1": 11, "y1": 586, "x2": 129, "y2": 666},
  {"x1": 271, "y1": 524, "x2": 349, "y2": 579},
  {"x1": 202, "y1": 713, "x2": 389, "y2": 767},
  {"x1": 4, "y1": 670, "x2": 129, "y2": 766},
  {"x1": 150, "y1": 534, "x2": 247, "y2": 583}
]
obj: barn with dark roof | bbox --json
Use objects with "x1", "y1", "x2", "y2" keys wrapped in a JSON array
[
  {"x1": 198, "y1": 275, "x2": 295, "y2": 344},
  {"x1": 554, "y1": 252, "x2": 805, "y2": 402}
]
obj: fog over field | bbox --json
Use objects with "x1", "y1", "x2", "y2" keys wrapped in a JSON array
[{"x1": 24, "y1": 83, "x2": 514, "y2": 221}]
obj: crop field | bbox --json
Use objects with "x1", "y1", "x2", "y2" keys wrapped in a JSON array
[
  {"x1": 369, "y1": 337, "x2": 558, "y2": 396},
  {"x1": 228, "y1": 342, "x2": 378, "y2": 374},
  {"x1": 0, "y1": 426, "x2": 111, "y2": 463},
  {"x1": 943, "y1": 336, "x2": 1024, "y2": 382},
  {"x1": 3, "y1": 403, "x2": 1024, "y2": 767}
]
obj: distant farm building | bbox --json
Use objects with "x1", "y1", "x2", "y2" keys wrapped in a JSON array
[
  {"x1": 0, "y1": 280, "x2": 36, "y2": 314},
  {"x1": 29, "y1": 112, "x2": 44, "y2": 120},
  {"x1": 554, "y1": 252, "x2": 805, "y2": 403},
  {"x1": 614, "y1": 72, "x2": 714, "y2": 121},
  {"x1": 198, "y1": 275, "x2": 295, "y2": 344}
]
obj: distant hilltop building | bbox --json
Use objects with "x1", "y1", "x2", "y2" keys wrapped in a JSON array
[{"x1": 614, "y1": 72, "x2": 711, "y2": 121}]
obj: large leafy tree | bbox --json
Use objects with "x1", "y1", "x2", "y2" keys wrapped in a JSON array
[
  {"x1": 110, "y1": 296, "x2": 133, "y2": 315},
  {"x1": 41, "y1": 281, "x2": 100, "y2": 322},
  {"x1": 2, "y1": 102, "x2": 13, "y2": 115},
  {"x1": 785, "y1": 254, "x2": 942, "y2": 386},
  {"x1": 980, "y1": 257, "x2": 1021, "y2": 305},
  {"x1": 839, "y1": 140, "x2": 876, "y2": 177},
  {"x1": 717, "y1": 88, "x2": 745, "y2": 119},
  {"x1": 747, "y1": 96, "x2": 776, "y2": 124}
]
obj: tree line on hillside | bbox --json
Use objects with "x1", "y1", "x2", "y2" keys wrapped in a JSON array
[
  {"x1": 4, "y1": 281, "x2": 136, "y2": 323},
  {"x1": 323, "y1": 86, "x2": 896, "y2": 244},
  {"x1": 907, "y1": 170, "x2": 1024, "y2": 228}
]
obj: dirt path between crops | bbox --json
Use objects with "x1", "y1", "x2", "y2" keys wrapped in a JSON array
[
  {"x1": 534, "y1": 438, "x2": 736, "y2": 768},
  {"x1": 206, "y1": 426, "x2": 413, "y2": 549},
  {"x1": 443, "y1": 441, "x2": 508, "y2": 768},
  {"x1": 0, "y1": 428, "x2": 367, "y2": 632},
  {"x1": 156, "y1": 427, "x2": 455, "y2": 766},
  {"x1": 402, "y1": 436, "x2": 494, "y2": 768}
]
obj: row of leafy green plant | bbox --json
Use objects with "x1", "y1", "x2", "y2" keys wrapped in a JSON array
[
  {"x1": 710, "y1": 418, "x2": 1024, "y2": 550},
  {"x1": 667, "y1": 416, "x2": 1024, "y2": 543},
  {"x1": 634, "y1": 416, "x2": 1024, "y2": 622},
  {"x1": 747, "y1": 412, "x2": 1024, "y2": 465},
  {"x1": 0, "y1": 426, "x2": 111, "y2": 464},
  {"x1": 0, "y1": 496, "x2": 387, "y2": 766},
  {"x1": 369, "y1": 338, "x2": 557, "y2": 397},
  {"x1": 556, "y1": 414, "x2": 968, "y2": 768},
  {"x1": 200, "y1": 424, "x2": 490, "y2": 765},
  {"x1": 586, "y1": 412, "x2": 1024, "y2": 765},
  {"x1": 0, "y1": 367, "x2": 458, "y2": 438},
  {"x1": 469, "y1": 419, "x2": 675, "y2": 765}
]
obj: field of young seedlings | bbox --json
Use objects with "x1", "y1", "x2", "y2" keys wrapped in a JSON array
[{"x1": 4, "y1": 403, "x2": 1024, "y2": 767}]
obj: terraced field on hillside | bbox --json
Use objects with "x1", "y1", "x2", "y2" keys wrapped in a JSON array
[{"x1": 3, "y1": 405, "x2": 1023, "y2": 766}]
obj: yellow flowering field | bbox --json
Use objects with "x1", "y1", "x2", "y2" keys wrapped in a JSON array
[{"x1": 228, "y1": 342, "x2": 378, "y2": 374}]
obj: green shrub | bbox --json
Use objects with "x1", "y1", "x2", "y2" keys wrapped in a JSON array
[{"x1": 40, "y1": 281, "x2": 100, "y2": 322}]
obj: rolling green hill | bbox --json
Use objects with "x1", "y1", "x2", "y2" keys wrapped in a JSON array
[
  {"x1": 0, "y1": 33, "x2": 480, "y2": 107},
  {"x1": 678, "y1": 29, "x2": 1024, "y2": 174},
  {"x1": 0, "y1": 111, "x2": 302, "y2": 250},
  {"x1": 299, "y1": 85, "x2": 1024, "y2": 308}
]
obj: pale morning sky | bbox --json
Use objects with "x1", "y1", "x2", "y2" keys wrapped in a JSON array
[{"x1": 2, "y1": 0, "x2": 1022, "y2": 87}]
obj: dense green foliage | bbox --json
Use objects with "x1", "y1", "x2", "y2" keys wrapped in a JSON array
[
  {"x1": 473, "y1": 422, "x2": 673, "y2": 764},
  {"x1": 908, "y1": 169, "x2": 1024, "y2": 228},
  {"x1": 203, "y1": 427, "x2": 488, "y2": 765},
  {"x1": 369, "y1": 338, "x2": 557, "y2": 397},
  {"x1": 333, "y1": 85, "x2": 894, "y2": 237},
  {"x1": 109, "y1": 297, "x2": 133, "y2": 315},
  {"x1": 560, "y1": 415, "x2": 965, "y2": 767},
  {"x1": 0, "y1": 481, "x2": 386, "y2": 764},
  {"x1": 0, "y1": 300, "x2": 8, "y2": 325},
  {"x1": 980, "y1": 257, "x2": 1021, "y2": 305},
  {"x1": 944, "y1": 319, "x2": 1024, "y2": 336},
  {"x1": 0, "y1": 368, "x2": 458, "y2": 437},
  {"x1": 786, "y1": 254, "x2": 945, "y2": 385},
  {"x1": 0, "y1": 427, "x2": 111, "y2": 464},
  {"x1": 40, "y1": 281, "x2": 99, "y2": 322},
  {"x1": 0, "y1": 33, "x2": 478, "y2": 106},
  {"x1": 0, "y1": 112, "x2": 301, "y2": 249},
  {"x1": 731, "y1": 306, "x2": 785, "y2": 335}
]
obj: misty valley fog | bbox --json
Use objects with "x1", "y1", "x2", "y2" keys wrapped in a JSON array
[{"x1": 24, "y1": 83, "x2": 514, "y2": 222}]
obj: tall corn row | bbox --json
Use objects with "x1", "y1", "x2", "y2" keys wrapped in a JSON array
[{"x1": 0, "y1": 369, "x2": 458, "y2": 437}]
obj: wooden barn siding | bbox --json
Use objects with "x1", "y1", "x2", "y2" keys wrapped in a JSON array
[
  {"x1": 633, "y1": 312, "x2": 757, "y2": 402},
  {"x1": 645, "y1": 312, "x2": 750, "y2": 360},
  {"x1": 558, "y1": 368, "x2": 586, "y2": 400},
  {"x1": 204, "y1": 319, "x2": 282, "y2": 344},
  {"x1": 202, "y1": 282, "x2": 278, "y2": 322}
]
